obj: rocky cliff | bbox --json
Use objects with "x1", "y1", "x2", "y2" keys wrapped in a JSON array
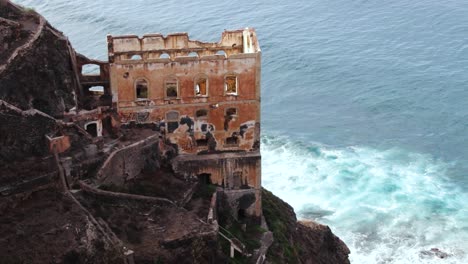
[
  {"x1": 0, "y1": 1, "x2": 351, "y2": 263},
  {"x1": 0, "y1": 1, "x2": 77, "y2": 118},
  {"x1": 263, "y1": 189, "x2": 350, "y2": 264}
]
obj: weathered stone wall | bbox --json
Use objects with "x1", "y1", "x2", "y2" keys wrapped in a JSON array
[
  {"x1": 97, "y1": 134, "x2": 160, "y2": 185},
  {"x1": 171, "y1": 151, "x2": 261, "y2": 189},
  {"x1": 109, "y1": 29, "x2": 261, "y2": 154},
  {"x1": 219, "y1": 189, "x2": 262, "y2": 221},
  {"x1": 0, "y1": 100, "x2": 58, "y2": 163}
]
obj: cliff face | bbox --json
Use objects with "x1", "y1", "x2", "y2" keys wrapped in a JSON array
[
  {"x1": 263, "y1": 189, "x2": 350, "y2": 264},
  {"x1": 0, "y1": 2, "x2": 77, "y2": 118},
  {"x1": 0, "y1": 2, "x2": 351, "y2": 263}
]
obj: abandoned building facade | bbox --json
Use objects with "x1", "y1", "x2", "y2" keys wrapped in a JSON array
[{"x1": 74, "y1": 28, "x2": 263, "y2": 218}]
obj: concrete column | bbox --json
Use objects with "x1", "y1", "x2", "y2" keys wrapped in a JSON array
[
  {"x1": 230, "y1": 244, "x2": 235, "y2": 258},
  {"x1": 124, "y1": 249, "x2": 135, "y2": 264}
]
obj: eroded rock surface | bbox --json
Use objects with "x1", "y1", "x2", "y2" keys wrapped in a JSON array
[
  {"x1": 263, "y1": 189, "x2": 350, "y2": 264},
  {"x1": 0, "y1": 2, "x2": 77, "y2": 117}
]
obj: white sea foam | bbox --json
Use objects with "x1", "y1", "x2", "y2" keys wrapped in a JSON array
[{"x1": 261, "y1": 135, "x2": 468, "y2": 264}]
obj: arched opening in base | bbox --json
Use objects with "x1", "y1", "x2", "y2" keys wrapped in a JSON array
[
  {"x1": 198, "y1": 173, "x2": 212, "y2": 185},
  {"x1": 85, "y1": 123, "x2": 98, "y2": 137}
]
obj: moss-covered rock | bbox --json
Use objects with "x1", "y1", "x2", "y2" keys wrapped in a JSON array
[{"x1": 262, "y1": 188, "x2": 350, "y2": 264}]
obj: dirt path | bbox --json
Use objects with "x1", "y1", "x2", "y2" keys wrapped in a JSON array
[{"x1": 0, "y1": 11, "x2": 43, "y2": 72}]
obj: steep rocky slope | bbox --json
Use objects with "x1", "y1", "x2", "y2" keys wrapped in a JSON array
[
  {"x1": 0, "y1": 1, "x2": 77, "y2": 118},
  {"x1": 0, "y1": 1, "x2": 351, "y2": 263},
  {"x1": 263, "y1": 189, "x2": 350, "y2": 264}
]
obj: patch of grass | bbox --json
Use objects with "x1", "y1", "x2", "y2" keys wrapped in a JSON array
[{"x1": 262, "y1": 188, "x2": 300, "y2": 263}]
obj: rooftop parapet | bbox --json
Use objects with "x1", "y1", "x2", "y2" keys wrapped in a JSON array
[{"x1": 107, "y1": 28, "x2": 260, "y2": 62}]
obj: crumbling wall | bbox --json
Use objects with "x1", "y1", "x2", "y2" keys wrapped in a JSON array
[
  {"x1": 171, "y1": 152, "x2": 261, "y2": 189},
  {"x1": 0, "y1": 100, "x2": 58, "y2": 162},
  {"x1": 171, "y1": 152, "x2": 262, "y2": 217},
  {"x1": 108, "y1": 29, "x2": 261, "y2": 154},
  {"x1": 97, "y1": 134, "x2": 161, "y2": 185},
  {"x1": 218, "y1": 189, "x2": 261, "y2": 223}
]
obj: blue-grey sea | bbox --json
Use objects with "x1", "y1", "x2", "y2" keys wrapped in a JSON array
[{"x1": 14, "y1": 0, "x2": 468, "y2": 263}]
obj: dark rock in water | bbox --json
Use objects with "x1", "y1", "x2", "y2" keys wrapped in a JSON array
[
  {"x1": 299, "y1": 203, "x2": 335, "y2": 219},
  {"x1": 420, "y1": 248, "x2": 451, "y2": 259}
]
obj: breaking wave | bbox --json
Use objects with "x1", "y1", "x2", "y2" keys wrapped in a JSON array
[{"x1": 261, "y1": 135, "x2": 468, "y2": 264}]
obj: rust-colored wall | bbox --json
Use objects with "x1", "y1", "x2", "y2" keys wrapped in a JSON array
[
  {"x1": 109, "y1": 34, "x2": 261, "y2": 154},
  {"x1": 107, "y1": 29, "x2": 262, "y2": 219},
  {"x1": 48, "y1": 135, "x2": 71, "y2": 154}
]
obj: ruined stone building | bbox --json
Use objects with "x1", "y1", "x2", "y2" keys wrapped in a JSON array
[{"x1": 104, "y1": 28, "x2": 263, "y2": 218}]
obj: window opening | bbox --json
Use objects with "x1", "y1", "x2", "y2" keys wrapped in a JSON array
[
  {"x1": 165, "y1": 78, "x2": 178, "y2": 98},
  {"x1": 82, "y1": 64, "x2": 100, "y2": 75},
  {"x1": 160, "y1": 53, "x2": 170, "y2": 59},
  {"x1": 224, "y1": 108, "x2": 238, "y2": 131},
  {"x1": 233, "y1": 171, "x2": 242, "y2": 189},
  {"x1": 135, "y1": 79, "x2": 148, "y2": 99},
  {"x1": 226, "y1": 108, "x2": 237, "y2": 117},
  {"x1": 198, "y1": 173, "x2": 212, "y2": 185},
  {"x1": 225, "y1": 135, "x2": 239, "y2": 146},
  {"x1": 166, "y1": 111, "x2": 179, "y2": 133},
  {"x1": 85, "y1": 123, "x2": 98, "y2": 137},
  {"x1": 130, "y1": 54, "x2": 142, "y2": 60},
  {"x1": 88, "y1": 86, "x2": 104, "y2": 95},
  {"x1": 225, "y1": 75, "x2": 237, "y2": 95},
  {"x1": 196, "y1": 109, "x2": 208, "y2": 119},
  {"x1": 196, "y1": 139, "x2": 208, "y2": 147},
  {"x1": 195, "y1": 77, "x2": 208, "y2": 96},
  {"x1": 188, "y1": 52, "x2": 198, "y2": 57}
]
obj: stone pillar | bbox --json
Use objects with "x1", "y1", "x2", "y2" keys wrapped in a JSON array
[
  {"x1": 124, "y1": 249, "x2": 135, "y2": 264},
  {"x1": 230, "y1": 244, "x2": 235, "y2": 258}
]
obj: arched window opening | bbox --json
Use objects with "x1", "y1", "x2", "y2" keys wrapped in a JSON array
[
  {"x1": 82, "y1": 64, "x2": 100, "y2": 75},
  {"x1": 216, "y1": 50, "x2": 226, "y2": 57},
  {"x1": 130, "y1": 54, "x2": 142, "y2": 60},
  {"x1": 166, "y1": 111, "x2": 179, "y2": 133},
  {"x1": 85, "y1": 122, "x2": 98, "y2": 137},
  {"x1": 188, "y1": 52, "x2": 199, "y2": 57},
  {"x1": 195, "y1": 77, "x2": 208, "y2": 96},
  {"x1": 88, "y1": 86, "x2": 104, "y2": 95},
  {"x1": 135, "y1": 79, "x2": 148, "y2": 99},
  {"x1": 165, "y1": 78, "x2": 178, "y2": 98},
  {"x1": 160, "y1": 53, "x2": 170, "y2": 59},
  {"x1": 225, "y1": 75, "x2": 237, "y2": 95},
  {"x1": 196, "y1": 109, "x2": 208, "y2": 119},
  {"x1": 198, "y1": 173, "x2": 212, "y2": 185}
]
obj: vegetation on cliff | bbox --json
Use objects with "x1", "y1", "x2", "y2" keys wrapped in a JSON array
[{"x1": 263, "y1": 188, "x2": 350, "y2": 264}]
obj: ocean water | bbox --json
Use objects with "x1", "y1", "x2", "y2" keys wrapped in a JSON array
[{"x1": 13, "y1": 0, "x2": 468, "y2": 263}]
